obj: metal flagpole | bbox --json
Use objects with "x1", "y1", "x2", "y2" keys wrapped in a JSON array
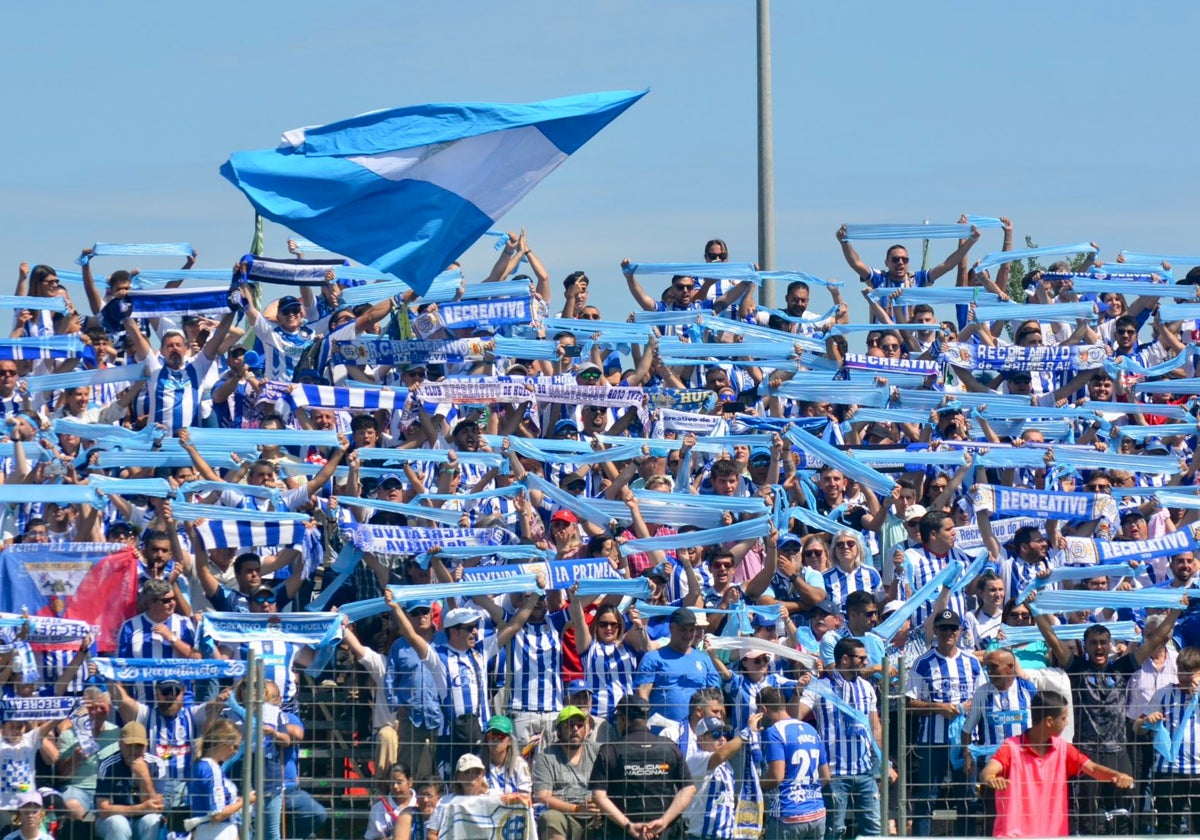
[
  {"x1": 239, "y1": 649, "x2": 257, "y2": 840},
  {"x1": 756, "y1": 0, "x2": 776, "y2": 307}
]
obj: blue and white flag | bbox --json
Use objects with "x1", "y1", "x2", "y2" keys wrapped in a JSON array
[
  {"x1": 91, "y1": 657, "x2": 247, "y2": 683},
  {"x1": 942, "y1": 341, "x2": 1108, "y2": 372},
  {"x1": 284, "y1": 383, "x2": 399, "y2": 412},
  {"x1": 435, "y1": 795, "x2": 533, "y2": 840},
  {"x1": 221, "y1": 91, "x2": 646, "y2": 296},
  {"x1": 193, "y1": 520, "x2": 307, "y2": 549},
  {"x1": 127, "y1": 286, "x2": 230, "y2": 319}
]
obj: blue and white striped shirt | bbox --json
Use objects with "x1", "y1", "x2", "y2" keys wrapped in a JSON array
[
  {"x1": 1151, "y1": 685, "x2": 1200, "y2": 776},
  {"x1": 802, "y1": 673, "x2": 879, "y2": 777},
  {"x1": 134, "y1": 700, "x2": 204, "y2": 782},
  {"x1": 507, "y1": 610, "x2": 568, "y2": 713},
  {"x1": 145, "y1": 352, "x2": 216, "y2": 435},
  {"x1": 823, "y1": 565, "x2": 882, "y2": 609},
  {"x1": 963, "y1": 677, "x2": 1036, "y2": 754},
  {"x1": 685, "y1": 752, "x2": 736, "y2": 839},
  {"x1": 582, "y1": 640, "x2": 640, "y2": 719},
  {"x1": 424, "y1": 637, "x2": 498, "y2": 735},
  {"x1": 905, "y1": 648, "x2": 985, "y2": 745},
  {"x1": 116, "y1": 613, "x2": 197, "y2": 703},
  {"x1": 903, "y1": 546, "x2": 970, "y2": 627}
]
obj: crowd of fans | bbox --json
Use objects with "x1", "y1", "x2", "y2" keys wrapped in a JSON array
[{"x1": 0, "y1": 220, "x2": 1199, "y2": 840}]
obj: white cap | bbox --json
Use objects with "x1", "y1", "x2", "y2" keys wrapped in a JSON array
[
  {"x1": 455, "y1": 753, "x2": 485, "y2": 774},
  {"x1": 442, "y1": 608, "x2": 481, "y2": 630}
]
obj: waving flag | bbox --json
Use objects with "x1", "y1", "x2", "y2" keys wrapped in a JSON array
[
  {"x1": 220, "y1": 90, "x2": 646, "y2": 296},
  {"x1": 0, "y1": 543, "x2": 140, "y2": 653}
]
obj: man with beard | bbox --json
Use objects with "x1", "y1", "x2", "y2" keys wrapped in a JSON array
[
  {"x1": 123, "y1": 313, "x2": 234, "y2": 435},
  {"x1": 533, "y1": 707, "x2": 601, "y2": 840}
]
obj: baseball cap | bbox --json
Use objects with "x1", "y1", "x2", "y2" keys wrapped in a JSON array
[
  {"x1": 441, "y1": 607, "x2": 481, "y2": 630},
  {"x1": 881, "y1": 599, "x2": 905, "y2": 618},
  {"x1": 485, "y1": 714, "x2": 514, "y2": 736},
  {"x1": 404, "y1": 599, "x2": 434, "y2": 613},
  {"x1": 751, "y1": 612, "x2": 778, "y2": 629},
  {"x1": 1120, "y1": 509, "x2": 1147, "y2": 524},
  {"x1": 613, "y1": 695, "x2": 650, "y2": 720},
  {"x1": 455, "y1": 753, "x2": 485, "y2": 774},
  {"x1": 553, "y1": 419, "x2": 579, "y2": 436},
  {"x1": 550, "y1": 509, "x2": 579, "y2": 525},
  {"x1": 934, "y1": 609, "x2": 962, "y2": 628},
  {"x1": 561, "y1": 471, "x2": 587, "y2": 491},
  {"x1": 242, "y1": 350, "x2": 264, "y2": 370},
  {"x1": 695, "y1": 716, "x2": 732, "y2": 738},
  {"x1": 452, "y1": 418, "x2": 480, "y2": 436},
  {"x1": 556, "y1": 705, "x2": 588, "y2": 726},
  {"x1": 778, "y1": 533, "x2": 802, "y2": 550},
  {"x1": 15, "y1": 791, "x2": 43, "y2": 809},
  {"x1": 379, "y1": 473, "x2": 404, "y2": 488},
  {"x1": 120, "y1": 721, "x2": 149, "y2": 746},
  {"x1": 251, "y1": 584, "x2": 275, "y2": 597},
  {"x1": 812, "y1": 598, "x2": 839, "y2": 615},
  {"x1": 1144, "y1": 436, "x2": 1169, "y2": 454},
  {"x1": 565, "y1": 679, "x2": 590, "y2": 695},
  {"x1": 576, "y1": 362, "x2": 603, "y2": 377},
  {"x1": 669, "y1": 607, "x2": 698, "y2": 627},
  {"x1": 903, "y1": 504, "x2": 927, "y2": 522},
  {"x1": 155, "y1": 679, "x2": 184, "y2": 693},
  {"x1": 278, "y1": 295, "x2": 303, "y2": 313},
  {"x1": 749, "y1": 447, "x2": 771, "y2": 465}
]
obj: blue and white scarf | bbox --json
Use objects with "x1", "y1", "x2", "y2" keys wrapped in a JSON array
[
  {"x1": 972, "y1": 484, "x2": 1117, "y2": 522},
  {"x1": 942, "y1": 341, "x2": 1108, "y2": 372},
  {"x1": 91, "y1": 657, "x2": 248, "y2": 682}
]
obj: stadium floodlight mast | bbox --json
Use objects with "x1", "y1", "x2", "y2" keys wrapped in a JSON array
[{"x1": 756, "y1": 0, "x2": 776, "y2": 308}]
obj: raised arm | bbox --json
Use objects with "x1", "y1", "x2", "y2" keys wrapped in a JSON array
[
  {"x1": 836, "y1": 225, "x2": 872, "y2": 281},
  {"x1": 621, "y1": 260, "x2": 658, "y2": 312},
  {"x1": 928, "y1": 226, "x2": 982, "y2": 283}
]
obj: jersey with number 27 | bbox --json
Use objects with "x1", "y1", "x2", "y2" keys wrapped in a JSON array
[{"x1": 762, "y1": 718, "x2": 827, "y2": 822}]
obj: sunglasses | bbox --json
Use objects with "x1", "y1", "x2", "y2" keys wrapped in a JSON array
[
  {"x1": 1116, "y1": 328, "x2": 1138, "y2": 336},
  {"x1": 802, "y1": 549, "x2": 825, "y2": 558},
  {"x1": 596, "y1": 621, "x2": 621, "y2": 629},
  {"x1": 890, "y1": 256, "x2": 910, "y2": 264},
  {"x1": 158, "y1": 597, "x2": 176, "y2": 604},
  {"x1": 705, "y1": 252, "x2": 727, "y2": 260},
  {"x1": 158, "y1": 685, "x2": 183, "y2": 697},
  {"x1": 935, "y1": 625, "x2": 960, "y2": 633},
  {"x1": 673, "y1": 284, "x2": 696, "y2": 292},
  {"x1": 834, "y1": 541, "x2": 856, "y2": 549},
  {"x1": 579, "y1": 371, "x2": 602, "y2": 381},
  {"x1": 251, "y1": 595, "x2": 273, "y2": 605}
]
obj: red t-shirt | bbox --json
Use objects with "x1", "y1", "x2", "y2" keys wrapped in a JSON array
[{"x1": 991, "y1": 733, "x2": 1089, "y2": 838}]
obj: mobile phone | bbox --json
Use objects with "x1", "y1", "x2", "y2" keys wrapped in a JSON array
[
  {"x1": 564, "y1": 345, "x2": 583, "y2": 358},
  {"x1": 722, "y1": 401, "x2": 745, "y2": 414}
]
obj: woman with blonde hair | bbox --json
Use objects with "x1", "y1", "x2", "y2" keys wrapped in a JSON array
[
  {"x1": 824, "y1": 529, "x2": 881, "y2": 609},
  {"x1": 189, "y1": 719, "x2": 254, "y2": 840}
]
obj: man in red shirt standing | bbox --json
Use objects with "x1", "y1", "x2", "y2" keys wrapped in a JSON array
[{"x1": 979, "y1": 690, "x2": 1133, "y2": 838}]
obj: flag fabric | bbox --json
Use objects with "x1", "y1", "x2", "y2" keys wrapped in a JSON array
[
  {"x1": 220, "y1": 90, "x2": 646, "y2": 296},
  {"x1": 0, "y1": 543, "x2": 140, "y2": 653}
]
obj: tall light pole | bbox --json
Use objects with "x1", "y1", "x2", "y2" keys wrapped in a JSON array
[{"x1": 756, "y1": 0, "x2": 776, "y2": 308}]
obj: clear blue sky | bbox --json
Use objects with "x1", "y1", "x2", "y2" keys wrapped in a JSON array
[{"x1": 3, "y1": 1, "x2": 1199, "y2": 323}]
